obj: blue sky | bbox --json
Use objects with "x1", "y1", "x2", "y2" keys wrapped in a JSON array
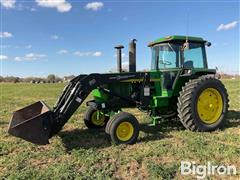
[{"x1": 0, "y1": 0, "x2": 239, "y2": 77}]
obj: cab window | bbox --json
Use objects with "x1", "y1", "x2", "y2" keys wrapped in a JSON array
[
  {"x1": 183, "y1": 43, "x2": 205, "y2": 68},
  {"x1": 151, "y1": 43, "x2": 180, "y2": 70}
]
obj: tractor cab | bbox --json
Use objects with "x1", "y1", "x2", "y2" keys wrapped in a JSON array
[
  {"x1": 148, "y1": 35, "x2": 211, "y2": 92},
  {"x1": 149, "y1": 35, "x2": 209, "y2": 70}
]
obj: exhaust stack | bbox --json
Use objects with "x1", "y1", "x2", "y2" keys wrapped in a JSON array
[
  {"x1": 114, "y1": 45, "x2": 124, "y2": 73},
  {"x1": 129, "y1": 39, "x2": 137, "y2": 72}
]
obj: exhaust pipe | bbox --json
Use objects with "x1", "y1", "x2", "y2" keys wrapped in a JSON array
[
  {"x1": 114, "y1": 45, "x2": 124, "y2": 73},
  {"x1": 129, "y1": 39, "x2": 137, "y2": 72}
]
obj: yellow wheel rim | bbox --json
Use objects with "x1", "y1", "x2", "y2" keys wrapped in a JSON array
[
  {"x1": 197, "y1": 88, "x2": 223, "y2": 124},
  {"x1": 91, "y1": 111, "x2": 105, "y2": 126},
  {"x1": 116, "y1": 122, "x2": 134, "y2": 141}
]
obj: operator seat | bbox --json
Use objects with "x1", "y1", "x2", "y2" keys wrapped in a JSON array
[{"x1": 183, "y1": 60, "x2": 194, "y2": 68}]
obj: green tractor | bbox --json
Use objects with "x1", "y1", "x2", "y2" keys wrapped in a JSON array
[{"x1": 8, "y1": 35, "x2": 229, "y2": 145}]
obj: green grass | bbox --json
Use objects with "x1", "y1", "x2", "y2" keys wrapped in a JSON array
[{"x1": 0, "y1": 79, "x2": 239, "y2": 179}]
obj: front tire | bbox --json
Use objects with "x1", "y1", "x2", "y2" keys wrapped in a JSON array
[
  {"x1": 107, "y1": 112, "x2": 139, "y2": 145},
  {"x1": 84, "y1": 107, "x2": 108, "y2": 129},
  {"x1": 177, "y1": 76, "x2": 229, "y2": 131}
]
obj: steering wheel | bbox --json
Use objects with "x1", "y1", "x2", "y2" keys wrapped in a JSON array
[{"x1": 162, "y1": 60, "x2": 172, "y2": 66}]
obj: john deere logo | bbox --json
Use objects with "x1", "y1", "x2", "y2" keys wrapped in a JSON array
[{"x1": 109, "y1": 75, "x2": 136, "y2": 80}]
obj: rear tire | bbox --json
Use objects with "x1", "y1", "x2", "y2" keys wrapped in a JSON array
[
  {"x1": 84, "y1": 107, "x2": 108, "y2": 129},
  {"x1": 107, "y1": 112, "x2": 139, "y2": 145},
  {"x1": 177, "y1": 76, "x2": 229, "y2": 131}
]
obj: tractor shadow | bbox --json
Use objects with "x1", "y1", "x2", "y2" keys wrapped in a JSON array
[
  {"x1": 59, "y1": 111, "x2": 239, "y2": 151},
  {"x1": 138, "y1": 117, "x2": 184, "y2": 142},
  {"x1": 58, "y1": 118, "x2": 182, "y2": 151},
  {"x1": 226, "y1": 110, "x2": 240, "y2": 128},
  {"x1": 58, "y1": 128, "x2": 111, "y2": 151}
]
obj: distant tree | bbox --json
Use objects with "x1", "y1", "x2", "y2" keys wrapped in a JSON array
[
  {"x1": 4, "y1": 76, "x2": 19, "y2": 83},
  {"x1": 0, "y1": 76, "x2": 4, "y2": 82},
  {"x1": 23, "y1": 77, "x2": 35, "y2": 83},
  {"x1": 47, "y1": 74, "x2": 56, "y2": 83},
  {"x1": 55, "y1": 76, "x2": 63, "y2": 83},
  {"x1": 34, "y1": 77, "x2": 43, "y2": 83},
  {"x1": 13, "y1": 77, "x2": 20, "y2": 83},
  {"x1": 63, "y1": 75, "x2": 75, "y2": 82}
]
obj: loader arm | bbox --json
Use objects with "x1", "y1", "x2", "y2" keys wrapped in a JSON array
[{"x1": 51, "y1": 73, "x2": 147, "y2": 135}]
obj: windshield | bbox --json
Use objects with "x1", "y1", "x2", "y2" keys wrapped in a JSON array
[
  {"x1": 183, "y1": 43, "x2": 206, "y2": 68},
  {"x1": 151, "y1": 42, "x2": 207, "y2": 70},
  {"x1": 151, "y1": 43, "x2": 181, "y2": 70}
]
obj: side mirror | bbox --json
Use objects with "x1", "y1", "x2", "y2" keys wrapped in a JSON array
[{"x1": 206, "y1": 41, "x2": 211, "y2": 47}]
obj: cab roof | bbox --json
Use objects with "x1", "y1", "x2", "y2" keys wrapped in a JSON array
[{"x1": 148, "y1": 35, "x2": 206, "y2": 47}]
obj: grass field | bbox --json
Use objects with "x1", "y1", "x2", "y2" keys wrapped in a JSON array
[{"x1": 0, "y1": 79, "x2": 239, "y2": 179}]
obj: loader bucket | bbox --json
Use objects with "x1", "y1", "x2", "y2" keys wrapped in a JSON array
[{"x1": 8, "y1": 101, "x2": 53, "y2": 145}]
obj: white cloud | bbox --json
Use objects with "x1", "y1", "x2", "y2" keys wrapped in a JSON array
[
  {"x1": 36, "y1": 0, "x2": 72, "y2": 12},
  {"x1": 0, "y1": 32, "x2": 13, "y2": 38},
  {"x1": 14, "y1": 57, "x2": 21, "y2": 61},
  {"x1": 93, "y1": 51, "x2": 102, "y2": 56},
  {"x1": 0, "y1": 55, "x2": 8, "y2": 60},
  {"x1": 15, "y1": 4, "x2": 37, "y2": 12},
  {"x1": 25, "y1": 53, "x2": 46, "y2": 60},
  {"x1": 51, "y1": 35, "x2": 59, "y2": 40},
  {"x1": 56, "y1": 2, "x2": 71, "y2": 12},
  {"x1": 74, "y1": 51, "x2": 91, "y2": 57},
  {"x1": 57, "y1": 49, "x2": 68, "y2": 54},
  {"x1": 85, "y1": 2, "x2": 104, "y2": 11},
  {"x1": 73, "y1": 51, "x2": 102, "y2": 57},
  {"x1": 15, "y1": 53, "x2": 46, "y2": 61},
  {"x1": 217, "y1": 21, "x2": 238, "y2": 31},
  {"x1": 0, "y1": 0, "x2": 16, "y2": 9}
]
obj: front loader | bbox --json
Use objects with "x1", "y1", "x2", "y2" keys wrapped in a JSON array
[{"x1": 8, "y1": 35, "x2": 229, "y2": 145}]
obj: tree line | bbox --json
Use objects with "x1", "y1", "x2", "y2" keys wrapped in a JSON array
[
  {"x1": 0, "y1": 72, "x2": 239, "y2": 83},
  {"x1": 0, "y1": 74, "x2": 76, "y2": 83}
]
